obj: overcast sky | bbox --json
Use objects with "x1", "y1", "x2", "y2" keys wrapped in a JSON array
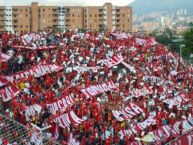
[{"x1": 1, "y1": 0, "x2": 135, "y2": 6}]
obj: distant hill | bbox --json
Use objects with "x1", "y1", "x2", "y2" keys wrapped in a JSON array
[{"x1": 130, "y1": 0, "x2": 193, "y2": 15}]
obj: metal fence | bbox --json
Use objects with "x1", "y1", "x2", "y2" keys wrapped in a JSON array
[{"x1": 0, "y1": 113, "x2": 60, "y2": 145}]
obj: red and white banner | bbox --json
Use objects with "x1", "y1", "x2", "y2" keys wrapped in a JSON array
[
  {"x1": 81, "y1": 81, "x2": 118, "y2": 98},
  {"x1": 135, "y1": 37, "x2": 157, "y2": 46},
  {"x1": 6, "y1": 64, "x2": 63, "y2": 82},
  {"x1": 143, "y1": 117, "x2": 193, "y2": 144},
  {"x1": 0, "y1": 52, "x2": 11, "y2": 62},
  {"x1": 171, "y1": 131, "x2": 193, "y2": 145},
  {"x1": 54, "y1": 113, "x2": 71, "y2": 129},
  {"x1": 46, "y1": 94, "x2": 75, "y2": 113},
  {"x1": 166, "y1": 52, "x2": 176, "y2": 59},
  {"x1": 121, "y1": 61, "x2": 136, "y2": 73},
  {"x1": 132, "y1": 86, "x2": 153, "y2": 98},
  {"x1": 0, "y1": 84, "x2": 20, "y2": 102},
  {"x1": 133, "y1": 115, "x2": 156, "y2": 133},
  {"x1": 143, "y1": 76, "x2": 161, "y2": 83},
  {"x1": 143, "y1": 75, "x2": 174, "y2": 85},
  {"x1": 188, "y1": 66, "x2": 193, "y2": 72},
  {"x1": 22, "y1": 104, "x2": 42, "y2": 121},
  {"x1": 68, "y1": 133, "x2": 80, "y2": 145},
  {"x1": 135, "y1": 38, "x2": 147, "y2": 46},
  {"x1": 112, "y1": 103, "x2": 144, "y2": 121},
  {"x1": 54, "y1": 111, "x2": 84, "y2": 129},
  {"x1": 119, "y1": 129, "x2": 133, "y2": 138},
  {"x1": 112, "y1": 32, "x2": 129, "y2": 40},
  {"x1": 0, "y1": 76, "x2": 8, "y2": 87},
  {"x1": 147, "y1": 37, "x2": 158, "y2": 45},
  {"x1": 162, "y1": 94, "x2": 189, "y2": 106},
  {"x1": 30, "y1": 132, "x2": 42, "y2": 145},
  {"x1": 68, "y1": 111, "x2": 84, "y2": 126},
  {"x1": 75, "y1": 66, "x2": 100, "y2": 73},
  {"x1": 98, "y1": 55, "x2": 124, "y2": 68},
  {"x1": 11, "y1": 45, "x2": 57, "y2": 50}
]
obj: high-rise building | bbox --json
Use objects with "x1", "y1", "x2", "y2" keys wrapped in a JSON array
[{"x1": 0, "y1": 2, "x2": 132, "y2": 34}]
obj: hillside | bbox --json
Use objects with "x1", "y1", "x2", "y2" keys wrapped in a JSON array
[{"x1": 130, "y1": 0, "x2": 193, "y2": 15}]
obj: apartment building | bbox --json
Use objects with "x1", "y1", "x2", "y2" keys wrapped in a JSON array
[{"x1": 0, "y1": 2, "x2": 132, "y2": 34}]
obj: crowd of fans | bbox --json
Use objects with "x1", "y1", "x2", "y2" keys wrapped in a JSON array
[{"x1": 0, "y1": 30, "x2": 193, "y2": 145}]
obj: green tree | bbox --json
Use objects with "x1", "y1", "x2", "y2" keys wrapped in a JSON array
[
  {"x1": 182, "y1": 23, "x2": 193, "y2": 59},
  {"x1": 150, "y1": 27, "x2": 175, "y2": 45},
  {"x1": 150, "y1": 28, "x2": 181, "y2": 53}
]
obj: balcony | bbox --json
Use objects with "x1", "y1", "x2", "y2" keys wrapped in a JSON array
[
  {"x1": 52, "y1": 9, "x2": 58, "y2": 12},
  {"x1": 116, "y1": 9, "x2": 121, "y2": 13},
  {"x1": 65, "y1": 13, "x2": 70, "y2": 17},
  {"x1": 98, "y1": 14, "x2": 105, "y2": 17},
  {"x1": 65, "y1": 20, "x2": 70, "y2": 24},
  {"x1": 98, "y1": 9, "x2": 105, "y2": 14},
  {"x1": 65, "y1": 17, "x2": 70, "y2": 21},
  {"x1": 116, "y1": 14, "x2": 121, "y2": 17},
  {"x1": 0, "y1": 16, "x2": 5, "y2": 19},
  {"x1": 13, "y1": 20, "x2": 18, "y2": 23},
  {"x1": 52, "y1": 14, "x2": 58, "y2": 17}
]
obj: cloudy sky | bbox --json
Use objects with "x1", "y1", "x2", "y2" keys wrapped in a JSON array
[{"x1": 1, "y1": 0, "x2": 135, "y2": 6}]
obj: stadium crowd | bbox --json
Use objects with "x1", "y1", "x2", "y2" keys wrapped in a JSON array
[{"x1": 0, "y1": 30, "x2": 193, "y2": 145}]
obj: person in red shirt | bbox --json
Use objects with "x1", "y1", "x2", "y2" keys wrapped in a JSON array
[{"x1": 19, "y1": 111, "x2": 26, "y2": 125}]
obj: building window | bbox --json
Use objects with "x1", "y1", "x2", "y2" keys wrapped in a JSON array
[
  {"x1": 26, "y1": 14, "x2": 28, "y2": 17},
  {"x1": 72, "y1": 14, "x2": 74, "y2": 17},
  {"x1": 26, "y1": 25, "x2": 28, "y2": 28},
  {"x1": 20, "y1": 9, "x2": 22, "y2": 12},
  {"x1": 20, "y1": 25, "x2": 22, "y2": 28},
  {"x1": 90, "y1": 14, "x2": 92, "y2": 17},
  {"x1": 26, "y1": 9, "x2": 28, "y2": 12},
  {"x1": 95, "y1": 14, "x2": 97, "y2": 17},
  {"x1": 43, "y1": 9, "x2": 45, "y2": 12},
  {"x1": 123, "y1": 24, "x2": 124, "y2": 27},
  {"x1": 122, "y1": 14, "x2": 125, "y2": 17}
]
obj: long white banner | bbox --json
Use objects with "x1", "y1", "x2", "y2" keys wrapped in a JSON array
[
  {"x1": 75, "y1": 66, "x2": 100, "y2": 73},
  {"x1": 162, "y1": 94, "x2": 189, "y2": 107},
  {"x1": 0, "y1": 84, "x2": 20, "y2": 102},
  {"x1": 132, "y1": 86, "x2": 153, "y2": 98},
  {"x1": 46, "y1": 94, "x2": 75, "y2": 113},
  {"x1": 81, "y1": 81, "x2": 118, "y2": 98},
  {"x1": 0, "y1": 52, "x2": 11, "y2": 62},
  {"x1": 22, "y1": 104, "x2": 42, "y2": 121},
  {"x1": 6, "y1": 64, "x2": 63, "y2": 82},
  {"x1": 98, "y1": 55, "x2": 124, "y2": 68},
  {"x1": 112, "y1": 103, "x2": 144, "y2": 121},
  {"x1": 54, "y1": 111, "x2": 84, "y2": 129}
]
